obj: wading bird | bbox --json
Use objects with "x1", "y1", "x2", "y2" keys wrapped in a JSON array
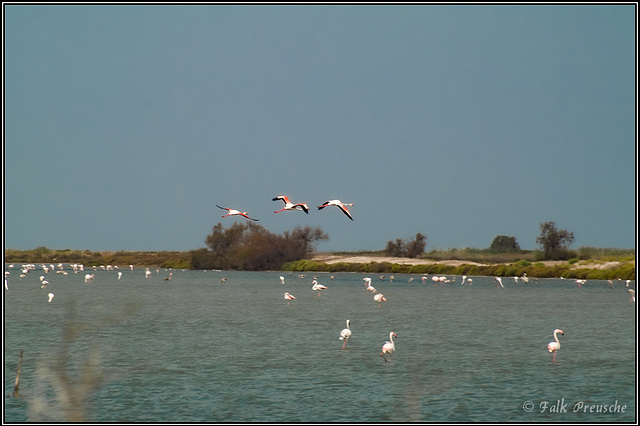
[
  {"x1": 284, "y1": 292, "x2": 296, "y2": 306},
  {"x1": 339, "y1": 319, "x2": 352, "y2": 349},
  {"x1": 272, "y1": 195, "x2": 309, "y2": 214},
  {"x1": 216, "y1": 205, "x2": 259, "y2": 221},
  {"x1": 48, "y1": 293, "x2": 54, "y2": 303},
  {"x1": 629, "y1": 289, "x2": 635, "y2": 303},
  {"x1": 374, "y1": 293, "x2": 387, "y2": 306},
  {"x1": 380, "y1": 332, "x2": 397, "y2": 362},
  {"x1": 547, "y1": 329, "x2": 564, "y2": 363},
  {"x1": 363, "y1": 277, "x2": 377, "y2": 293},
  {"x1": 280, "y1": 275, "x2": 285, "y2": 285},
  {"x1": 311, "y1": 279, "x2": 328, "y2": 296},
  {"x1": 317, "y1": 199, "x2": 354, "y2": 220}
]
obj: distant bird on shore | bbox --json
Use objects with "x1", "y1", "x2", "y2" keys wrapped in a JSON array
[
  {"x1": 339, "y1": 319, "x2": 352, "y2": 349},
  {"x1": 547, "y1": 329, "x2": 564, "y2": 363},
  {"x1": 317, "y1": 199, "x2": 354, "y2": 220},
  {"x1": 284, "y1": 292, "x2": 296, "y2": 306},
  {"x1": 380, "y1": 332, "x2": 397, "y2": 362},
  {"x1": 273, "y1": 195, "x2": 309, "y2": 214},
  {"x1": 216, "y1": 205, "x2": 259, "y2": 221}
]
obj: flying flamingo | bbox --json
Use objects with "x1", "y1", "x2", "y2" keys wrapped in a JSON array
[
  {"x1": 284, "y1": 292, "x2": 296, "y2": 306},
  {"x1": 363, "y1": 277, "x2": 377, "y2": 293},
  {"x1": 380, "y1": 332, "x2": 398, "y2": 362},
  {"x1": 339, "y1": 319, "x2": 352, "y2": 349},
  {"x1": 311, "y1": 279, "x2": 327, "y2": 296},
  {"x1": 374, "y1": 293, "x2": 387, "y2": 306},
  {"x1": 272, "y1": 195, "x2": 309, "y2": 214},
  {"x1": 216, "y1": 205, "x2": 259, "y2": 221},
  {"x1": 317, "y1": 200, "x2": 354, "y2": 220},
  {"x1": 547, "y1": 329, "x2": 564, "y2": 363}
]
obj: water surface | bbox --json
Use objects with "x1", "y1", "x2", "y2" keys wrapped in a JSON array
[{"x1": 4, "y1": 267, "x2": 636, "y2": 422}]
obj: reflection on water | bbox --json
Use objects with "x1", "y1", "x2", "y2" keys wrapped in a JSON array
[{"x1": 4, "y1": 267, "x2": 636, "y2": 422}]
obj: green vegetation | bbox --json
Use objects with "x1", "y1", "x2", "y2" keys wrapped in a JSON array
[{"x1": 4, "y1": 246, "x2": 634, "y2": 279}]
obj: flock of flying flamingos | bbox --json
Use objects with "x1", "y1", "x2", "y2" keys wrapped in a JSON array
[{"x1": 216, "y1": 195, "x2": 355, "y2": 221}]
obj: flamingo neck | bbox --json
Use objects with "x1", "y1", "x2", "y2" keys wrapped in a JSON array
[
  {"x1": 554, "y1": 331, "x2": 561, "y2": 347},
  {"x1": 389, "y1": 333, "x2": 395, "y2": 344}
]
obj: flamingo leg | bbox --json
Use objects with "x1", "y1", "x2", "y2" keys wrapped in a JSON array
[
  {"x1": 552, "y1": 352, "x2": 556, "y2": 363},
  {"x1": 342, "y1": 339, "x2": 347, "y2": 349}
]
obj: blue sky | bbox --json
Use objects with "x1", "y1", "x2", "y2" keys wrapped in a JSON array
[{"x1": 4, "y1": 4, "x2": 636, "y2": 253}]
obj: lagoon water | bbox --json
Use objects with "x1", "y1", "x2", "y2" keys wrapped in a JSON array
[{"x1": 3, "y1": 266, "x2": 636, "y2": 422}]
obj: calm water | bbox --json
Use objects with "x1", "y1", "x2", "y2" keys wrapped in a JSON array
[{"x1": 3, "y1": 266, "x2": 636, "y2": 422}]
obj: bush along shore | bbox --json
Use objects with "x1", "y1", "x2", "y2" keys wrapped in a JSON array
[
  {"x1": 281, "y1": 258, "x2": 635, "y2": 280},
  {"x1": 4, "y1": 247, "x2": 636, "y2": 280}
]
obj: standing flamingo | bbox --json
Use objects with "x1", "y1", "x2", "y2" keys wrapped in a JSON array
[
  {"x1": 47, "y1": 293, "x2": 54, "y2": 303},
  {"x1": 216, "y1": 205, "x2": 259, "y2": 221},
  {"x1": 272, "y1": 195, "x2": 309, "y2": 214},
  {"x1": 317, "y1": 200, "x2": 354, "y2": 220},
  {"x1": 628, "y1": 289, "x2": 635, "y2": 303},
  {"x1": 494, "y1": 277, "x2": 504, "y2": 288},
  {"x1": 363, "y1": 277, "x2": 377, "y2": 293},
  {"x1": 279, "y1": 275, "x2": 285, "y2": 285},
  {"x1": 339, "y1": 319, "x2": 352, "y2": 349},
  {"x1": 374, "y1": 293, "x2": 387, "y2": 306},
  {"x1": 547, "y1": 329, "x2": 564, "y2": 363},
  {"x1": 311, "y1": 279, "x2": 327, "y2": 296},
  {"x1": 284, "y1": 292, "x2": 296, "y2": 306},
  {"x1": 380, "y1": 332, "x2": 398, "y2": 362}
]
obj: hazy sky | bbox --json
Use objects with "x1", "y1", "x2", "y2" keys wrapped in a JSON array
[{"x1": 4, "y1": 4, "x2": 636, "y2": 253}]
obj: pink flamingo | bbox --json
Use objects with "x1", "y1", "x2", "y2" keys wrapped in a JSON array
[
  {"x1": 380, "y1": 332, "x2": 397, "y2": 362},
  {"x1": 317, "y1": 199, "x2": 354, "y2": 220},
  {"x1": 547, "y1": 329, "x2": 564, "y2": 363},
  {"x1": 363, "y1": 277, "x2": 377, "y2": 293},
  {"x1": 216, "y1": 205, "x2": 259, "y2": 221},
  {"x1": 339, "y1": 319, "x2": 352, "y2": 349},
  {"x1": 374, "y1": 293, "x2": 387, "y2": 306},
  {"x1": 311, "y1": 279, "x2": 327, "y2": 296},
  {"x1": 284, "y1": 292, "x2": 296, "y2": 306},
  {"x1": 628, "y1": 289, "x2": 635, "y2": 303},
  {"x1": 272, "y1": 195, "x2": 309, "y2": 214}
]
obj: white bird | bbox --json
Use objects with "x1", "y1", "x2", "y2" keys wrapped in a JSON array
[
  {"x1": 494, "y1": 277, "x2": 504, "y2": 288},
  {"x1": 317, "y1": 199, "x2": 354, "y2": 220},
  {"x1": 272, "y1": 195, "x2": 309, "y2": 214},
  {"x1": 547, "y1": 329, "x2": 564, "y2": 363},
  {"x1": 284, "y1": 292, "x2": 296, "y2": 306},
  {"x1": 4, "y1": 279, "x2": 8, "y2": 291},
  {"x1": 47, "y1": 293, "x2": 54, "y2": 303},
  {"x1": 311, "y1": 279, "x2": 328, "y2": 296},
  {"x1": 380, "y1": 332, "x2": 398, "y2": 362},
  {"x1": 117, "y1": 271, "x2": 123, "y2": 280},
  {"x1": 279, "y1": 275, "x2": 285, "y2": 285},
  {"x1": 339, "y1": 319, "x2": 352, "y2": 349},
  {"x1": 363, "y1": 277, "x2": 377, "y2": 293},
  {"x1": 84, "y1": 273, "x2": 94, "y2": 283},
  {"x1": 374, "y1": 293, "x2": 387, "y2": 306},
  {"x1": 216, "y1": 205, "x2": 259, "y2": 221},
  {"x1": 145, "y1": 269, "x2": 152, "y2": 278},
  {"x1": 628, "y1": 289, "x2": 635, "y2": 303}
]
